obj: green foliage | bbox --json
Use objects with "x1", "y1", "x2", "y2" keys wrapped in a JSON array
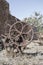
[{"x1": 23, "y1": 12, "x2": 43, "y2": 33}]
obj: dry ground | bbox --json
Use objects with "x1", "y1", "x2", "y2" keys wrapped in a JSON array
[{"x1": 0, "y1": 38, "x2": 43, "y2": 65}]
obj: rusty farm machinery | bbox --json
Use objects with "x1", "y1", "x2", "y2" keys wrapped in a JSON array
[{"x1": 0, "y1": 18, "x2": 35, "y2": 53}]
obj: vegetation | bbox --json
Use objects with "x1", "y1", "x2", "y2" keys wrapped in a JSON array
[{"x1": 23, "y1": 12, "x2": 43, "y2": 33}]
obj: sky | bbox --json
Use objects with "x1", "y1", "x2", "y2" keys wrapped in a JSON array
[{"x1": 6, "y1": 0, "x2": 43, "y2": 20}]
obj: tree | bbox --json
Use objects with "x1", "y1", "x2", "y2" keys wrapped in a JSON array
[{"x1": 23, "y1": 12, "x2": 43, "y2": 32}]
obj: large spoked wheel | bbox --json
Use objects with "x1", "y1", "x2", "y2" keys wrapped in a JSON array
[{"x1": 9, "y1": 21, "x2": 34, "y2": 47}]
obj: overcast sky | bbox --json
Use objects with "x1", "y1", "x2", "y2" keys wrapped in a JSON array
[{"x1": 6, "y1": 0, "x2": 43, "y2": 20}]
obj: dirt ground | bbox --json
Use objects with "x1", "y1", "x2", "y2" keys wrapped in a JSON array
[{"x1": 0, "y1": 39, "x2": 43, "y2": 65}]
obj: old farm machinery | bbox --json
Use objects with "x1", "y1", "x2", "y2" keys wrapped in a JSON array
[{"x1": 0, "y1": 18, "x2": 34, "y2": 53}]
